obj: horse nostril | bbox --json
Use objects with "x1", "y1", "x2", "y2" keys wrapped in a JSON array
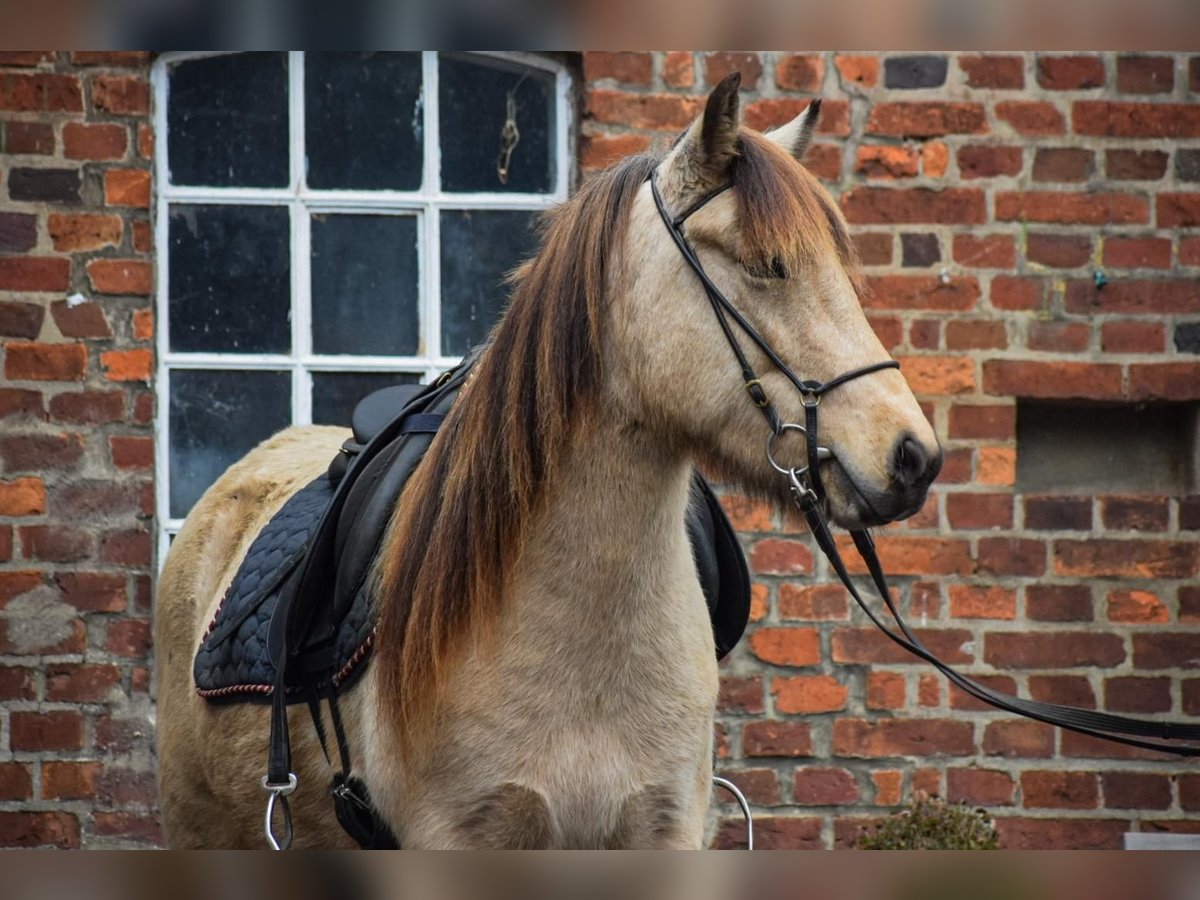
[{"x1": 892, "y1": 434, "x2": 940, "y2": 489}]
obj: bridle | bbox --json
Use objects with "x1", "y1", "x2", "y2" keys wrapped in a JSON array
[{"x1": 651, "y1": 170, "x2": 1200, "y2": 758}]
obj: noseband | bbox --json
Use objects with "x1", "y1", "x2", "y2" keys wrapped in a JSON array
[{"x1": 651, "y1": 171, "x2": 1200, "y2": 757}]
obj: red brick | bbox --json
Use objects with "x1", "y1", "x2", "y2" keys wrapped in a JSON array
[
  {"x1": 983, "y1": 360, "x2": 1121, "y2": 400},
  {"x1": 775, "y1": 54, "x2": 823, "y2": 92},
  {"x1": 47, "y1": 212, "x2": 123, "y2": 252},
  {"x1": 1056, "y1": 539, "x2": 1197, "y2": 578},
  {"x1": 62, "y1": 122, "x2": 127, "y2": 160},
  {"x1": 1102, "y1": 497, "x2": 1168, "y2": 531},
  {"x1": 1106, "y1": 676, "x2": 1171, "y2": 713},
  {"x1": 748, "y1": 627, "x2": 819, "y2": 667},
  {"x1": 56, "y1": 571, "x2": 126, "y2": 612},
  {"x1": 896, "y1": 355, "x2": 975, "y2": 394},
  {"x1": 0, "y1": 476, "x2": 44, "y2": 516},
  {"x1": 580, "y1": 133, "x2": 649, "y2": 170},
  {"x1": 855, "y1": 145, "x2": 918, "y2": 178},
  {"x1": 948, "y1": 674, "x2": 1019, "y2": 712},
  {"x1": 742, "y1": 720, "x2": 812, "y2": 757},
  {"x1": 1027, "y1": 320, "x2": 1090, "y2": 353},
  {"x1": 0, "y1": 51, "x2": 55, "y2": 65},
  {"x1": 804, "y1": 143, "x2": 842, "y2": 180},
  {"x1": 0, "y1": 762, "x2": 33, "y2": 801},
  {"x1": 1184, "y1": 774, "x2": 1200, "y2": 811},
  {"x1": 1037, "y1": 55, "x2": 1105, "y2": 89},
  {"x1": 718, "y1": 675, "x2": 763, "y2": 714},
  {"x1": 4, "y1": 342, "x2": 87, "y2": 382},
  {"x1": 104, "y1": 168, "x2": 151, "y2": 208},
  {"x1": 866, "y1": 671, "x2": 905, "y2": 709},
  {"x1": 1026, "y1": 584, "x2": 1093, "y2": 622},
  {"x1": 0, "y1": 73, "x2": 82, "y2": 111},
  {"x1": 986, "y1": 631, "x2": 1125, "y2": 668},
  {"x1": 744, "y1": 98, "x2": 849, "y2": 135},
  {"x1": 997, "y1": 191, "x2": 1148, "y2": 225},
  {"x1": 944, "y1": 319, "x2": 1006, "y2": 350},
  {"x1": 1106, "y1": 148, "x2": 1168, "y2": 180},
  {"x1": 1, "y1": 433, "x2": 85, "y2": 472},
  {"x1": 773, "y1": 674, "x2": 848, "y2": 714},
  {"x1": 1192, "y1": 56, "x2": 1200, "y2": 92},
  {"x1": 10, "y1": 711, "x2": 83, "y2": 751},
  {"x1": 101, "y1": 528, "x2": 152, "y2": 566},
  {"x1": 46, "y1": 663, "x2": 121, "y2": 702},
  {"x1": 947, "y1": 768, "x2": 1014, "y2": 806},
  {"x1": 87, "y1": 258, "x2": 153, "y2": 295},
  {"x1": 1158, "y1": 193, "x2": 1200, "y2": 227},
  {"x1": 0, "y1": 811, "x2": 80, "y2": 849},
  {"x1": 748, "y1": 582, "x2": 768, "y2": 622},
  {"x1": 48, "y1": 390, "x2": 123, "y2": 424},
  {"x1": 959, "y1": 55, "x2": 1024, "y2": 89},
  {"x1": 1066, "y1": 279, "x2": 1198, "y2": 314},
  {"x1": 866, "y1": 102, "x2": 987, "y2": 137},
  {"x1": 1130, "y1": 361, "x2": 1199, "y2": 403},
  {"x1": 1103, "y1": 236, "x2": 1171, "y2": 269},
  {"x1": 106, "y1": 617, "x2": 152, "y2": 657},
  {"x1": 662, "y1": 51, "x2": 693, "y2": 88},
  {"x1": 582, "y1": 52, "x2": 651, "y2": 86},
  {"x1": 908, "y1": 319, "x2": 940, "y2": 350},
  {"x1": 0, "y1": 666, "x2": 35, "y2": 701},
  {"x1": 1102, "y1": 772, "x2": 1170, "y2": 809},
  {"x1": 1075, "y1": 102, "x2": 1200, "y2": 138},
  {"x1": 1025, "y1": 233, "x2": 1092, "y2": 268},
  {"x1": 833, "y1": 627, "x2": 972, "y2": 665},
  {"x1": 996, "y1": 101, "x2": 1065, "y2": 135},
  {"x1": 588, "y1": 90, "x2": 702, "y2": 130},
  {"x1": 920, "y1": 141, "x2": 948, "y2": 178},
  {"x1": 794, "y1": 768, "x2": 859, "y2": 805},
  {"x1": 42, "y1": 761, "x2": 102, "y2": 800},
  {"x1": 91, "y1": 74, "x2": 149, "y2": 114},
  {"x1": 18, "y1": 523, "x2": 92, "y2": 561},
  {"x1": 70, "y1": 51, "x2": 150, "y2": 65},
  {"x1": 1031, "y1": 147, "x2": 1094, "y2": 182},
  {"x1": 714, "y1": 815, "x2": 821, "y2": 850},
  {"x1": 1100, "y1": 321, "x2": 1164, "y2": 353},
  {"x1": 833, "y1": 718, "x2": 974, "y2": 758},
  {"x1": 1113, "y1": 55, "x2": 1173, "y2": 94},
  {"x1": 2, "y1": 120, "x2": 54, "y2": 154},
  {"x1": 714, "y1": 768, "x2": 778, "y2": 806},
  {"x1": 842, "y1": 188, "x2": 986, "y2": 225},
  {"x1": 110, "y1": 435, "x2": 154, "y2": 470},
  {"x1": 949, "y1": 584, "x2": 1015, "y2": 618},
  {"x1": 50, "y1": 300, "x2": 112, "y2": 339},
  {"x1": 996, "y1": 817, "x2": 1125, "y2": 851},
  {"x1": 834, "y1": 55, "x2": 878, "y2": 87},
  {"x1": 952, "y1": 234, "x2": 1015, "y2": 269},
  {"x1": 0, "y1": 570, "x2": 42, "y2": 607},
  {"x1": 703, "y1": 52, "x2": 763, "y2": 89},
  {"x1": 0, "y1": 256, "x2": 70, "y2": 292},
  {"x1": 864, "y1": 274, "x2": 980, "y2": 311},
  {"x1": 868, "y1": 314, "x2": 902, "y2": 348},
  {"x1": 100, "y1": 348, "x2": 153, "y2": 382},
  {"x1": 0, "y1": 299, "x2": 44, "y2": 339},
  {"x1": 779, "y1": 583, "x2": 847, "y2": 620},
  {"x1": 984, "y1": 720, "x2": 1055, "y2": 758},
  {"x1": 1022, "y1": 771, "x2": 1098, "y2": 809},
  {"x1": 957, "y1": 145, "x2": 1023, "y2": 178},
  {"x1": 1029, "y1": 674, "x2": 1095, "y2": 707},
  {"x1": 948, "y1": 404, "x2": 1014, "y2": 440},
  {"x1": 0, "y1": 525, "x2": 12, "y2": 561},
  {"x1": 1061, "y1": 730, "x2": 1177, "y2": 761},
  {"x1": 1133, "y1": 633, "x2": 1200, "y2": 669},
  {"x1": 132, "y1": 307, "x2": 154, "y2": 340}
]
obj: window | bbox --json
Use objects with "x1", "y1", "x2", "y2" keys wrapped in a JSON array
[{"x1": 153, "y1": 51, "x2": 573, "y2": 557}]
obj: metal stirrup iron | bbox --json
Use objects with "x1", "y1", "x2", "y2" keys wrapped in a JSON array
[{"x1": 712, "y1": 776, "x2": 754, "y2": 850}]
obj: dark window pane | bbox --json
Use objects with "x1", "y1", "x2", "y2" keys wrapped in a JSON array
[
  {"x1": 311, "y1": 214, "x2": 420, "y2": 356},
  {"x1": 168, "y1": 204, "x2": 291, "y2": 353},
  {"x1": 169, "y1": 369, "x2": 291, "y2": 517},
  {"x1": 439, "y1": 209, "x2": 538, "y2": 356},
  {"x1": 311, "y1": 371, "x2": 422, "y2": 427},
  {"x1": 167, "y1": 52, "x2": 289, "y2": 188},
  {"x1": 439, "y1": 53, "x2": 555, "y2": 194},
  {"x1": 306, "y1": 52, "x2": 423, "y2": 190}
]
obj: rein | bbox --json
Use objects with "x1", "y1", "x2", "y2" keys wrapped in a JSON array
[{"x1": 650, "y1": 171, "x2": 1200, "y2": 758}]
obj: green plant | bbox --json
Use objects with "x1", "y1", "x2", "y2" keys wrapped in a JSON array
[{"x1": 856, "y1": 794, "x2": 999, "y2": 850}]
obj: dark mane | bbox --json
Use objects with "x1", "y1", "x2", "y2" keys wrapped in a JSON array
[{"x1": 374, "y1": 152, "x2": 659, "y2": 753}]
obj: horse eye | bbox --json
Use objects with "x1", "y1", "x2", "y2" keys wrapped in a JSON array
[
  {"x1": 746, "y1": 257, "x2": 788, "y2": 280},
  {"x1": 769, "y1": 257, "x2": 788, "y2": 279}
]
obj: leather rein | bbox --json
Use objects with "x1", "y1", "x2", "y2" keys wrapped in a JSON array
[{"x1": 650, "y1": 171, "x2": 1200, "y2": 758}]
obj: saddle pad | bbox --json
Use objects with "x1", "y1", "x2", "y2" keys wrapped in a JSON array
[{"x1": 193, "y1": 476, "x2": 376, "y2": 702}]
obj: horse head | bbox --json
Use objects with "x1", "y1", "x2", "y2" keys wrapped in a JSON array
[{"x1": 611, "y1": 73, "x2": 942, "y2": 528}]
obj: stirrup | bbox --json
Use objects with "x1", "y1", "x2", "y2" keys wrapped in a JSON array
[
  {"x1": 712, "y1": 776, "x2": 754, "y2": 850},
  {"x1": 262, "y1": 772, "x2": 297, "y2": 850}
]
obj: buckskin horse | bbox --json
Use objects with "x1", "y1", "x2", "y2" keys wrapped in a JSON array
[{"x1": 155, "y1": 74, "x2": 942, "y2": 848}]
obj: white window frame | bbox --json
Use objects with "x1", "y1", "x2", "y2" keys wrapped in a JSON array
[{"x1": 152, "y1": 51, "x2": 574, "y2": 562}]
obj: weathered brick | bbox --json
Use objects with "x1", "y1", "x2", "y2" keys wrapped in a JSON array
[
  {"x1": 0, "y1": 433, "x2": 84, "y2": 472},
  {"x1": 976, "y1": 537, "x2": 1045, "y2": 575},
  {"x1": 714, "y1": 768, "x2": 778, "y2": 806},
  {"x1": 1103, "y1": 236, "x2": 1171, "y2": 269},
  {"x1": 1066, "y1": 279, "x2": 1198, "y2": 314},
  {"x1": 662, "y1": 51, "x2": 693, "y2": 88},
  {"x1": 900, "y1": 232, "x2": 939, "y2": 265},
  {"x1": 1026, "y1": 584, "x2": 1093, "y2": 622},
  {"x1": 835, "y1": 55, "x2": 878, "y2": 87},
  {"x1": 62, "y1": 122, "x2": 127, "y2": 160},
  {"x1": 772, "y1": 674, "x2": 848, "y2": 714},
  {"x1": 833, "y1": 718, "x2": 975, "y2": 758},
  {"x1": 10, "y1": 711, "x2": 83, "y2": 751},
  {"x1": 91, "y1": 75, "x2": 149, "y2": 114},
  {"x1": 0, "y1": 212, "x2": 37, "y2": 253},
  {"x1": 983, "y1": 720, "x2": 1055, "y2": 758},
  {"x1": 18, "y1": 523, "x2": 92, "y2": 561},
  {"x1": 1102, "y1": 497, "x2": 1169, "y2": 532},
  {"x1": 0, "y1": 73, "x2": 82, "y2": 111},
  {"x1": 948, "y1": 404, "x2": 1014, "y2": 440},
  {"x1": 1027, "y1": 320, "x2": 1089, "y2": 352},
  {"x1": 581, "y1": 52, "x2": 651, "y2": 86},
  {"x1": 996, "y1": 817, "x2": 1125, "y2": 851},
  {"x1": 947, "y1": 768, "x2": 1015, "y2": 805},
  {"x1": 103, "y1": 168, "x2": 151, "y2": 208},
  {"x1": 718, "y1": 675, "x2": 763, "y2": 715},
  {"x1": 832, "y1": 627, "x2": 972, "y2": 665},
  {"x1": 100, "y1": 348, "x2": 153, "y2": 382},
  {"x1": 842, "y1": 187, "x2": 986, "y2": 225},
  {"x1": 87, "y1": 259, "x2": 152, "y2": 295},
  {"x1": 4, "y1": 343, "x2": 87, "y2": 381},
  {"x1": 1157, "y1": 193, "x2": 1200, "y2": 227},
  {"x1": 997, "y1": 191, "x2": 1148, "y2": 225},
  {"x1": 866, "y1": 102, "x2": 986, "y2": 137},
  {"x1": 748, "y1": 627, "x2": 819, "y2": 667},
  {"x1": 1029, "y1": 674, "x2": 1095, "y2": 707},
  {"x1": 0, "y1": 300, "x2": 44, "y2": 339},
  {"x1": 742, "y1": 721, "x2": 813, "y2": 757},
  {"x1": 1105, "y1": 148, "x2": 1168, "y2": 180},
  {"x1": 48, "y1": 390, "x2": 124, "y2": 424},
  {"x1": 744, "y1": 98, "x2": 849, "y2": 135},
  {"x1": 948, "y1": 674, "x2": 1019, "y2": 712},
  {"x1": 41, "y1": 761, "x2": 102, "y2": 800},
  {"x1": 1037, "y1": 55, "x2": 1105, "y2": 90},
  {"x1": 778, "y1": 583, "x2": 846, "y2": 620},
  {"x1": 703, "y1": 52, "x2": 762, "y2": 89},
  {"x1": 1021, "y1": 771, "x2": 1099, "y2": 809},
  {"x1": 945, "y1": 495, "x2": 1012, "y2": 531},
  {"x1": 1103, "y1": 772, "x2": 1171, "y2": 809},
  {"x1": 895, "y1": 356, "x2": 975, "y2": 394},
  {"x1": 56, "y1": 571, "x2": 126, "y2": 612},
  {"x1": 775, "y1": 54, "x2": 823, "y2": 92},
  {"x1": 959, "y1": 55, "x2": 1024, "y2": 89},
  {"x1": 1025, "y1": 233, "x2": 1092, "y2": 268},
  {"x1": 1031, "y1": 147, "x2": 1094, "y2": 182},
  {"x1": 0, "y1": 811, "x2": 80, "y2": 849},
  {"x1": 996, "y1": 101, "x2": 1065, "y2": 135},
  {"x1": 986, "y1": 631, "x2": 1125, "y2": 668},
  {"x1": 0, "y1": 477, "x2": 45, "y2": 516},
  {"x1": 1133, "y1": 633, "x2": 1200, "y2": 669},
  {"x1": 1100, "y1": 321, "x2": 1164, "y2": 353},
  {"x1": 794, "y1": 768, "x2": 859, "y2": 805},
  {"x1": 1054, "y1": 539, "x2": 1198, "y2": 578},
  {"x1": 1116, "y1": 55, "x2": 1174, "y2": 93},
  {"x1": 983, "y1": 360, "x2": 1121, "y2": 400},
  {"x1": 51, "y1": 300, "x2": 111, "y2": 339},
  {"x1": 580, "y1": 133, "x2": 649, "y2": 170},
  {"x1": 47, "y1": 212, "x2": 123, "y2": 252},
  {"x1": 1075, "y1": 102, "x2": 1200, "y2": 137},
  {"x1": 957, "y1": 145, "x2": 1023, "y2": 178},
  {"x1": 952, "y1": 234, "x2": 1015, "y2": 269},
  {"x1": 748, "y1": 539, "x2": 812, "y2": 575},
  {"x1": 106, "y1": 617, "x2": 152, "y2": 657},
  {"x1": 6, "y1": 167, "x2": 81, "y2": 203},
  {"x1": 714, "y1": 815, "x2": 821, "y2": 850},
  {"x1": 856, "y1": 145, "x2": 919, "y2": 179}
]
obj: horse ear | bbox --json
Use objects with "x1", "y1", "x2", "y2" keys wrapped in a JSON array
[
  {"x1": 766, "y1": 98, "x2": 822, "y2": 162},
  {"x1": 671, "y1": 72, "x2": 741, "y2": 183}
]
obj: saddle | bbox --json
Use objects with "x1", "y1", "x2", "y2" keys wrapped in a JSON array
[{"x1": 194, "y1": 353, "x2": 751, "y2": 704}]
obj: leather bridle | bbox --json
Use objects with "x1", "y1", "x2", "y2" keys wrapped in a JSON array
[{"x1": 651, "y1": 171, "x2": 1200, "y2": 757}]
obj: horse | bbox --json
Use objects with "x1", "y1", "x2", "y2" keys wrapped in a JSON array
[{"x1": 154, "y1": 73, "x2": 942, "y2": 849}]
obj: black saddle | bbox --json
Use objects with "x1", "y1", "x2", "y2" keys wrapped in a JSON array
[{"x1": 194, "y1": 355, "x2": 751, "y2": 703}]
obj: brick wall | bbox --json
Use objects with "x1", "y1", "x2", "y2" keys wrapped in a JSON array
[
  {"x1": 0, "y1": 51, "x2": 157, "y2": 847},
  {"x1": 0, "y1": 51, "x2": 1197, "y2": 849},
  {"x1": 582, "y1": 51, "x2": 1200, "y2": 849}
]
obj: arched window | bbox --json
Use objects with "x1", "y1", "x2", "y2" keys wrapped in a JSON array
[{"x1": 152, "y1": 51, "x2": 573, "y2": 554}]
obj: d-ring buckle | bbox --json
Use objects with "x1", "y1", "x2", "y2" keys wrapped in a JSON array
[
  {"x1": 766, "y1": 423, "x2": 833, "y2": 476},
  {"x1": 262, "y1": 773, "x2": 297, "y2": 850}
]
